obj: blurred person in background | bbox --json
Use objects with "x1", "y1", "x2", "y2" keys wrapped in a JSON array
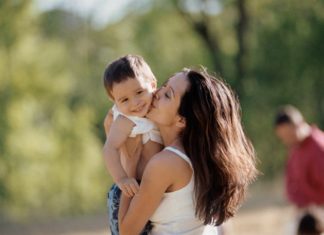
[
  {"x1": 274, "y1": 105, "x2": 324, "y2": 234},
  {"x1": 297, "y1": 213, "x2": 323, "y2": 235}
]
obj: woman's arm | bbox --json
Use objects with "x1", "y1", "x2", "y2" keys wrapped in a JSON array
[{"x1": 118, "y1": 153, "x2": 174, "y2": 235}]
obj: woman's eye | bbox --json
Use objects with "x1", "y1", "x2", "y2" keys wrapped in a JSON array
[
  {"x1": 165, "y1": 92, "x2": 170, "y2": 98},
  {"x1": 137, "y1": 90, "x2": 143, "y2": 95}
]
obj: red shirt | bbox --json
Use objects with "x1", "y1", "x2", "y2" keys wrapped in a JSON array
[{"x1": 285, "y1": 127, "x2": 324, "y2": 207}]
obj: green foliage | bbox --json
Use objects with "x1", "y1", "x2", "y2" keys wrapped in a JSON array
[
  {"x1": 244, "y1": 0, "x2": 324, "y2": 177},
  {"x1": 0, "y1": 1, "x2": 109, "y2": 220},
  {"x1": 0, "y1": 0, "x2": 323, "y2": 221}
]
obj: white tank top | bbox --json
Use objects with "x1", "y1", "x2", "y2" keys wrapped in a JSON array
[
  {"x1": 112, "y1": 105, "x2": 162, "y2": 144},
  {"x1": 150, "y1": 146, "x2": 218, "y2": 235}
]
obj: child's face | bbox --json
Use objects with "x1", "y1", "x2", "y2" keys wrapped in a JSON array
[{"x1": 111, "y1": 76, "x2": 156, "y2": 117}]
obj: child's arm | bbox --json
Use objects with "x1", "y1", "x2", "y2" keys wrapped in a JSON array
[
  {"x1": 103, "y1": 109, "x2": 113, "y2": 138},
  {"x1": 103, "y1": 114, "x2": 140, "y2": 197}
]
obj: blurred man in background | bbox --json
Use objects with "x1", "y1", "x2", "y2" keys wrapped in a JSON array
[{"x1": 274, "y1": 105, "x2": 324, "y2": 234}]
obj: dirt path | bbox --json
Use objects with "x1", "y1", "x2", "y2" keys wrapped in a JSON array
[
  {"x1": 0, "y1": 214, "x2": 108, "y2": 235},
  {"x1": 0, "y1": 181, "x2": 295, "y2": 235},
  {"x1": 0, "y1": 206, "x2": 294, "y2": 235},
  {"x1": 227, "y1": 179, "x2": 296, "y2": 235},
  {"x1": 228, "y1": 205, "x2": 295, "y2": 235}
]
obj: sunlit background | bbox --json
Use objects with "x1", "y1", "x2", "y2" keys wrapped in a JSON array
[{"x1": 0, "y1": 0, "x2": 323, "y2": 234}]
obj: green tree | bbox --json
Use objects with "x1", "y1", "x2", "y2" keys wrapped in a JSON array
[{"x1": 0, "y1": 1, "x2": 108, "y2": 219}]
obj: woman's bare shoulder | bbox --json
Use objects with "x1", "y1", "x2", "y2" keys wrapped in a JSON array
[
  {"x1": 142, "y1": 148, "x2": 192, "y2": 193},
  {"x1": 144, "y1": 149, "x2": 188, "y2": 175}
]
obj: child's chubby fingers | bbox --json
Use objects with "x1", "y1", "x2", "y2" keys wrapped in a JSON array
[
  {"x1": 118, "y1": 177, "x2": 139, "y2": 197},
  {"x1": 128, "y1": 180, "x2": 140, "y2": 195},
  {"x1": 120, "y1": 185, "x2": 133, "y2": 198}
]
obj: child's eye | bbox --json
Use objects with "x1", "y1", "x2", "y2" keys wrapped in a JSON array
[
  {"x1": 121, "y1": 98, "x2": 128, "y2": 103},
  {"x1": 137, "y1": 90, "x2": 143, "y2": 95}
]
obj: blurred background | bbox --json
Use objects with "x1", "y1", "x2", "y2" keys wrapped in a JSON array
[{"x1": 0, "y1": 0, "x2": 323, "y2": 234}]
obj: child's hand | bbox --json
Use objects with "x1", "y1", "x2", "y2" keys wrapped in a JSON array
[{"x1": 117, "y1": 177, "x2": 140, "y2": 198}]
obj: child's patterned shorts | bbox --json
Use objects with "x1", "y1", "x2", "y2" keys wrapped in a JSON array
[{"x1": 107, "y1": 183, "x2": 153, "y2": 235}]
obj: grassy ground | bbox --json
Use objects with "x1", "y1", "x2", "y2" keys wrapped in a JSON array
[{"x1": 0, "y1": 180, "x2": 295, "y2": 235}]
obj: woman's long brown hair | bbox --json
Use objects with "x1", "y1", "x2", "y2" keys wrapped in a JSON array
[{"x1": 178, "y1": 69, "x2": 257, "y2": 226}]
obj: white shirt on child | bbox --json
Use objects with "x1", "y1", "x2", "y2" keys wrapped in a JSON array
[{"x1": 112, "y1": 105, "x2": 163, "y2": 144}]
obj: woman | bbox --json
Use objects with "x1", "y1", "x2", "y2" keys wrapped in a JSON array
[{"x1": 117, "y1": 68, "x2": 257, "y2": 234}]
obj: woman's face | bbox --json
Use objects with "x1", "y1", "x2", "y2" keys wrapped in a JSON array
[{"x1": 146, "y1": 72, "x2": 189, "y2": 126}]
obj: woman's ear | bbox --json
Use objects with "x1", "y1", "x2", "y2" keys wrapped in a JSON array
[{"x1": 176, "y1": 116, "x2": 186, "y2": 128}]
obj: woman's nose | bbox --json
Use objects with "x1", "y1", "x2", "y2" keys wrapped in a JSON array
[{"x1": 153, "y1": 88, "x2": 161, "y2": 100}]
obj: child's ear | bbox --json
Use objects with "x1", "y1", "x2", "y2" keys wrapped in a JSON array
[
  {"x1": 176, "y1": 116, "x2": 186, "y2": 128},
  {"x1": 107, "y1": 92, "x2": 115, "y2": 103},
  {"x1": 108, "y1": 96, "x2": 114, "y2": 102}
]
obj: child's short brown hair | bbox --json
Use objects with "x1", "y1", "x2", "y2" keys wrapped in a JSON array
[{"x1": 103, "y1": 54, "x2": 156, "y2": 99}]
